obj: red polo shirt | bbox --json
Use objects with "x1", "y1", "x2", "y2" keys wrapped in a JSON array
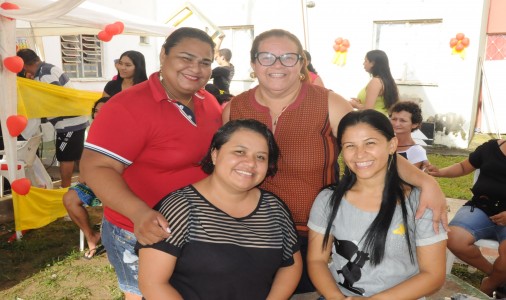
[{"x1": 85, "y1": 72, "x2": 222, "y2": 232}]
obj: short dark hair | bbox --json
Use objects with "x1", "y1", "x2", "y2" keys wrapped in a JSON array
[
  {"x1": 200, "y1": 119, "x2": 279, "y2": 177},
  {"x1": 389, "y1": 101, "x2": 423, "y2": 131},
  {"x1": 162, "y1": 27, "x2": 215, "y2": 56},
  {"x1": 218, "y1": 48, "x2": 232, "y2": 61},
  {"x1": 16, "y1": 49, "x2": 40, "y2": 65},
  {"x1": 92, "y1": 97, "x2": 110, "y2": 119}
]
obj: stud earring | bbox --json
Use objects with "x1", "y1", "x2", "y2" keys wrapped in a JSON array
[
  {"x1": 250, "y1": 71, "x2": 256, "y2": 79},
  {"x1": 299, "y1": 73, "x2": 305, "y2": 81}
]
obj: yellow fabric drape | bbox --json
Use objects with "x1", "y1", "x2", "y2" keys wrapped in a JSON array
[
  {"x1": 17, "y1": 77, "x2": 102, "y2": 118},
  {"x1": 12, "y1": 187, "x2": 69, "y2": 231}
]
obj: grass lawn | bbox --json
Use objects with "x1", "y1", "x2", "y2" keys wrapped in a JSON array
[{"x1": 1, "y1": 133, "x2": 504, "y2": 299}]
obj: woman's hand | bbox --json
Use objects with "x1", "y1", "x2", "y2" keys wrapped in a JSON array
[
  {"x1": 423, "y1": 163, "x2": 441, "y2": 177},
  {"x1": 350, "y1": 98, "x2": 362, "y2": 109},
  {"x1": 490, "y1": 212, "x2": 506, "y2": 226},
  {"x1": 131, "y1": 207, "x2": 171, "y2": 245}
]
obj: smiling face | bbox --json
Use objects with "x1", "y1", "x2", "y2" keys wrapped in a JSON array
[
  {"x1": 118, "y1": 55, "x2": 135, "y2": 80},
  {"x1": 341, "y1": 123, "x2": 397, "y2": 182},
  {"x1": 211, "y1": 129, "x2": 269, "y2": 192},
  {"x1": 251, "y1": 36, "x2": 303, "y2": 93},
  {"x1": 159, "y1": 37, "x2": 213, "y2": 98},
  {"x1": 390, "y1": 110, "x2": 417, "y2": 135}
]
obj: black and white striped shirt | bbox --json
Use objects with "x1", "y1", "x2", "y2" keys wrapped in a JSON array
[{"x1": 140, "y1": 185, "x2": 299, "y2": 300}]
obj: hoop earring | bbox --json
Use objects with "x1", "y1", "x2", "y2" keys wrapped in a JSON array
[
  {"x1": 250, "y1": 71, "x2": 256, "y2": 79},
  {"x1": 387, "y1": 154, "x2": 393, "y2": 171},
  {"x1": 299, "y1": 73, "x2": 305, "y2": 81}
]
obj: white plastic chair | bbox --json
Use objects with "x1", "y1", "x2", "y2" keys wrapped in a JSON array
[
  {"x1": 446, "y1": 239, "x2": 499, "y2": 274},
  {"x1": 0, "y1": 134, "x2": 43, "y2": 195}
]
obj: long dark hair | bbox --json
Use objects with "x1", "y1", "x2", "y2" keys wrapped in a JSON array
[
  {"x1": 322, "y1": 110, "x2": 414, "y2": 266},
  {"x1": 118, "y1": 50, "x2": 148, "y2": 84},
  {"x1": 366, "y1": 50, "x2": 399, "y2": 110},
  {"x1": 200, "y1": 119, "x2": 279, "y2": 177}
]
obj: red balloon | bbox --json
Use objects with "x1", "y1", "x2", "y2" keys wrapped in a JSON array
[
  {"x1": 114, "y1": 21, "x2": 125, "y2": 34},
  {"x1": 105, "y1": 23, "x2": 121, "y2": 36},
  {"x1": 455, "y1": 43, "x2": 465, "y2": 52},
  {"x1": 335, "y1": 37, "x2": 343, "y2": 45},
  {"x1": 6, "y1": 115, "x2": 28, "y2": 137},
  {"x1": 333, "y1": 44, "x2": 340, "y2": 51},
  {"x1": 11, "y1": 178, "x2": 31, "y2": 195},
  {"x1": 0, "y1": 2, "x2": 19, "y2": 9},
  {"x1": 342, "y1": 39, "x2": 350, "y2": 48},
  {"x1": 449, "y1": 38, "x2": 458, "y2": 47},
  {"x1": 0, "y1": 2, "x2": 19, "y2": 20},
  {"x1": 461, "y1": 37, "x2": 470, "y2": 47},
  {"x1": 456, "y1": 33, "x2": 465, "y2": 40},
  {"x1": 98, "y1": 31, "x2": 113, "y2": 42},
  {"x1": 3, "y1": 56, "x2": 24, "y2": 73}
]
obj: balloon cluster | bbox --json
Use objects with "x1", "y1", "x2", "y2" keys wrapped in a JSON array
[
  {"x1": 332, "y1": 37, "x2": 350, "y2": 66},
  {"x1": 450, "y1": 33, "x2": 470, "y2": 59},
  {"x1": 97, "y1": 22, "x2": 125, "y2": 42}
]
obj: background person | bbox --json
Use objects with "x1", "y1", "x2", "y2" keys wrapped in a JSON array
[
  {"x1": 17, "y1": 48, "x2": 89, "y2": 188},
  {"x1": 389, "y1": 101, "x2": 428, "y2": 169},
  {"x1": 303, "y1": 50, "x2": 324, "y2": 87},
  {"x1": 210, "y1": 48, "x2": 235, "y2": 94},
  {"x1": 111, "y1": 58, "x2": 120, "y2": 80},
  {"x1": 350, "y1": 50, "x2": 399, "y2": 115},
  {"x1": 138, "y1": 119, "x2": 302, "y2": 300},
  {"x1": 80, "y1": 27, "x2": 222, "y2": 299},
  {"x1": 205, "y1": 83, "x2": 233, "y2": 110},
  {"x1": 62, "y1": 97, "x2": 110, "y2": 260},
  {"x1": 103, "y1": 50, "x2": 148, "y2": 97},
  {"x1": 425, "y1": 138, "x2": 506, "y2": 296},
  {"x1": 307, "y1": 109, "x2": 447, "y2": 299},
  {"x1": 223, "y1": 28, "x2": 448, "y2": 295}
]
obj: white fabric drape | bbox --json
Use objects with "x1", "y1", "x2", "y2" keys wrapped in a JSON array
[{"x1": 0, "y1": 0, "x2": 174, "y2": 183}]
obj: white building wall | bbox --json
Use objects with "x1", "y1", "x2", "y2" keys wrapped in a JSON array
[{"x1": 37, "y1": 0, "x2": 490, "y2": 148}]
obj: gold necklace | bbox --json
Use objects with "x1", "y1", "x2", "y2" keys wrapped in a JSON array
[
  {"x1": 259, "y1": 84, "x2": 301, "y2": 127},
  {"x1": 273, "y1": 106, "x2": 289, "y2": 126},
  {"x1": 159, "y1": 73, "x2": 193, "y2": 106}
]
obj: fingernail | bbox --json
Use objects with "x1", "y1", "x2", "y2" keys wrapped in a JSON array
[{"x1": 166, "y1": 227, "x2": 172, "y2": 234}]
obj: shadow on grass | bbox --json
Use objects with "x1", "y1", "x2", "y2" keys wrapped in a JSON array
[
  {"x1": 0, "y1": 206, "x2": 105, "y2": 290},
  {"x1": 0, "y1": 217, "x2": 81, "y2": 290}
]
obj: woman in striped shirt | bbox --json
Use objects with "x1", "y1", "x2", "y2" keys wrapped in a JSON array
[{"x1": 137, "y1": 119, "x2": 302, "y2": 300}]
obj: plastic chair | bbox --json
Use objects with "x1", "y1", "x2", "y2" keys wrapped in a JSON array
[
  {"x1": 446, "y1": 239, "x2": 499, "y2": 274},
  {"x1": 0, "y1": 134, "x2": 43, "y2": 194}
]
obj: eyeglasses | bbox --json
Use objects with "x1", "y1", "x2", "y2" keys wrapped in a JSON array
[{"x1": 255, "y1": 52, "x2": 302, "y2": 67}]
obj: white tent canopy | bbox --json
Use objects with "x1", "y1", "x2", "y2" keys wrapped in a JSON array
[{"x1": 0, "y1": 0, "x2": 173, "y2": 185}]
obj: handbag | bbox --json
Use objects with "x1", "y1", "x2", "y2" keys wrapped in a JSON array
[{"x1": 465, "y1": 194, "x2": 506, "y2": 216}]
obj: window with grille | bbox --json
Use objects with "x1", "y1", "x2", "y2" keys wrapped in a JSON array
[{"x1": 61, "y1": 34, "x2": 103, "y2": 78}]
